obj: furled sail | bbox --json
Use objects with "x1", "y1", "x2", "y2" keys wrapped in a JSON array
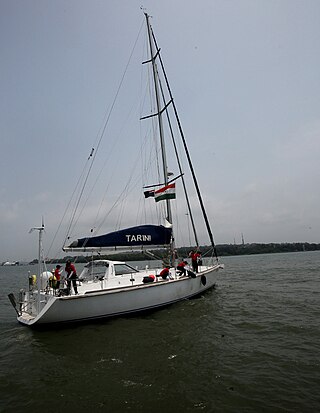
[{"x1": 63, "y1": 225, "x2": 172, "y2": 251}]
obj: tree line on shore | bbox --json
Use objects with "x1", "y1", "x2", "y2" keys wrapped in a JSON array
[{"x1": 28, "y1": 242, "x2": 320, "y2": 264}]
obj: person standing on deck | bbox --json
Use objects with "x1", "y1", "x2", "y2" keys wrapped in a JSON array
[
  {"x1": 65, "y1": 260, "x2": 78, "y2": 295},
  {"x1": 189, "y1": 250, "x2": 201, "y2": 273},
  {"x1": 54, "y1": 264, "x2": 63, "y2": 290}
]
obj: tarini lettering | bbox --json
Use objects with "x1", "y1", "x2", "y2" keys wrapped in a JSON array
[{"x1": 125, "y1": 234, "x2": 152, "y2": 242}]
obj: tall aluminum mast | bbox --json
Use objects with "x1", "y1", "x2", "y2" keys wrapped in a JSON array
[
  {"x1": 145, "y1": 13, "x2": 172, "y2": 225},
  {"x1": 150, "y1": 28, "x2": 218, "y2": 259}
]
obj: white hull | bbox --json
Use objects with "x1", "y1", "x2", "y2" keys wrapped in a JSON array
[
  {"x1": 11, "y1": 17, "x2": 226, "y2": 328},
  {"x1": 17, "y1": 264, "x2": 221, "y2": 326}
]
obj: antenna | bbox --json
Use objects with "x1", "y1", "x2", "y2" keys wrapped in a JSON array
[{"x1": 29, "y1": 220, "x2": 45, "y2": 314}]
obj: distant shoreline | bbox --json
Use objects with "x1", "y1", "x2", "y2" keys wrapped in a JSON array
[
  {"x1": 16, "y1": 242, "x2": 319, "y2": 265},
  {"x1": 214, "y1": 242, "x2": 320, "y2": 256}
]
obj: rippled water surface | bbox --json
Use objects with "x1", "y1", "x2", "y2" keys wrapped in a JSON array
[{"x1": 1, "y1": 251, "x2": 320, "y2": 412}]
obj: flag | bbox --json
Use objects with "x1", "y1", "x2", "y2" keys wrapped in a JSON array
[
  {"x1": 144, "y1": 190, "x2": 155, "y2": 198},
  {"x1": 154, "y1": 183, "x2": 176, "y2": 202}
]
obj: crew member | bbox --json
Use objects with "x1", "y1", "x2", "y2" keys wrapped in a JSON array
[
  {"x1": 159, "y1": 267, "x2": 170, "y2": 280},
  {"x1": 54, "y1": 264, "x2": 63, "y2": 290},
  {"x1": 189, "y1": 250, "x2": 201, "y2": 273},
  {"x1": 65, "y1": 260, "x2": 78, "y2": 295},
  {"x1": 176, "y1": 260, "x2": 188, "y2": 276}
]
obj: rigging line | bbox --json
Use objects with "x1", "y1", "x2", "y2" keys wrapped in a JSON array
[
  {"x1": 139, "y1": 30, "x2": 154, "y2": 225},
  {"x1": 93, "y1": 122, "x2": 151, "y2": 235},
  {"x1": 145, "y1": 14, "x2": 172, "y2": 226},
  {"x1": 140, "y1": 48, "x2": 160, "y2": 189},
  {"x1": 115, "y1": 134, "x2": 152, "y2": 231},
  {"x1": 151, "y1": 26, "x2": 218, "y2": 259},
  {"x1": 136, "y1": 186, "x2": 146, "y2": 225},
  {"x1": 64, "y1": 158, "x2": 94, "y2": 242},
  {"x1": 73, "y1": 81, "x2": 142, "y2": 234},
  {"x1": 65, "y1": 20, "x2": 144, "y2": 241},
  {"x1": 94, "y1": 146, "x2": 144, "y2": 234},
  {"x1": 92, "y1": 19, "x2": 145, "y2": 155},
  {"x1": 94, "y1": 76, "x2": 150, "y2": 230},
  {"x1": 139, "y1": 30, "x2": 150, "y2": 123},
  {"x1": 95, "y1": 178, "x2": 132, "y2": 234},
  {"x1": 115, "y1": 184, "x2": 130, "y2": 230},
  {"x1": 139, "y1": 49, "x2": 151, "y2": 183},
  {"x1": 142, "y1": 173, "x2": 184, "y2": 189},
  {"x1": 91, "y1": 111, "x2": 154, "y2": 237},
  {"x1": 95, "y1": 140, "x2": 161, "y2": 235},
  {"x1": 93, "y1": 19, "x2": 144, "y2": 154},
  {"x1": 46, "y1": 158, "x2": 92, "y2": 256},
  {"x1": 140, "y1": 141, "x2": 161, "y2": 226},
  {"x1": 156, "y1": 63, "x2": 199, "y2": 247},
  {"x1": 135, "y1": 138, "x2": 151, "y2": 229},
  {"x1": 146, "y1": 62, "x2": 162, "y2": 188},
  {"x1": 140, "y1": 57, "x2": 162, "y2": 191}
]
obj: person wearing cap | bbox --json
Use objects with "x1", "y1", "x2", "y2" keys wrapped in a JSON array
[
  {"x1": 54, "y1": 264, "x2": 63, "y2": 290},
  {"x1": 65, "y1": 260, "x2": 78, "y2": 295}
]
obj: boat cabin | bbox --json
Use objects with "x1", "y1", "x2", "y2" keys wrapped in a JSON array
[{"x1": 79, "y1": 260, "x2": 140, "y2": 283}]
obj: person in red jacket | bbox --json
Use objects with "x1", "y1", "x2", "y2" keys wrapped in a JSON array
[
  {"x1": 65, "y1": 260, "x2": 78, "y2": 295},
  {"x1": 189, "y1": 250, "x2": 201, "y2": 273},
  {"x1": 159, "y1": 267, "x2": 170, "y2": 280},
  {"x1": 176, "y1": 260, "x2": 188, "y2": 276},
  {"x1": 54, "y1": 264, "x2": 62, "y2": 290}
]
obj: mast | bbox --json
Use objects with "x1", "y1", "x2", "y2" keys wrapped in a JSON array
[
  {"x1": 142, "y1": 14, "x2": 199, "y2": 248},
  {"x1": 151, "y1": 30, "x2": 218, "y2": 259},
  {"x1": 157, "y1": 67, "x2": 199, "y2": 248},
  {"x1": 145, "y1": 13, "x2": 172, "y2": 225}
]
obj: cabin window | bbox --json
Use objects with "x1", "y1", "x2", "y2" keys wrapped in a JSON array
[
  {"x1": 114, "y1": 264, "x2": 139, "y2": 276},
  {"x1": 87, "y1": 263, "x2": 109, "y2": 279}
]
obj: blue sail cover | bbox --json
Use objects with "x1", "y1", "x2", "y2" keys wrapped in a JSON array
[{"x1": 68, "y1": 225, "x2": 172, "y2": 250}]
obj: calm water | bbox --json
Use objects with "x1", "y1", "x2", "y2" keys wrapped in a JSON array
[{"x1": 0, "y1": 252, "x2": 319, "y2": 412}]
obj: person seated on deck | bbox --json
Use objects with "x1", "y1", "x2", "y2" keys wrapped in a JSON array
[{"x1": 176, "y1": 260, "x2": 188, "y2": 276}]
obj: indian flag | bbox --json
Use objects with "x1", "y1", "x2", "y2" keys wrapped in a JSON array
[{"x1": 155, "y1": 183, "x2": 176, "y2": 202}]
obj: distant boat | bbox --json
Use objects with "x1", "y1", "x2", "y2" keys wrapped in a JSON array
[
  {"x1": 2, "y1": 261, "x2": 19, "y2": 266},
  {"x1": 8, "y1": 13, "x2": 223, "y2": 327}
]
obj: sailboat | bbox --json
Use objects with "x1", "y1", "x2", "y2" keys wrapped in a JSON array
[{"x1": 8, "y1": 13, "x2": 223, "y2": 327}]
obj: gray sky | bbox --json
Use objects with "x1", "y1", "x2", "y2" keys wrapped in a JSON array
[{"x1": 1, "y1": 0, "x2": 320, "y2": 261}]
